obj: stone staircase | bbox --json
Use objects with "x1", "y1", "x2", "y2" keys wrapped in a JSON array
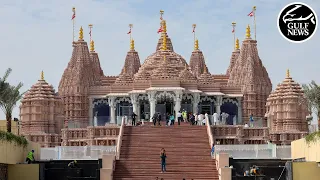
[{"x1": 113, "y1": 123, "x2": 219, "y2": 180}]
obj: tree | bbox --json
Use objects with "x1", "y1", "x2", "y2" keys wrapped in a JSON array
[
  {"x1": 0, "y1": 68, "x2": 12, "y2": 101},
  {"x1": 0, "y1": 68, "x2": 25, "y2": 133},
  {"x1": 302, "y1": 80, "x2": 320, "y2": 131}
]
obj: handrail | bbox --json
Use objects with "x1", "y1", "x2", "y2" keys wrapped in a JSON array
[
  {"x1": 116, "y1": 116, "x2": 126, "y2": 160},
  {"x1": 206, "y1": 118, "x2": 214, "y2": 149}
]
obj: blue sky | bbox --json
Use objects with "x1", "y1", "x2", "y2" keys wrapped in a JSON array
[{"x1": 0, "y1": 0, "x2": 319, "y2": 124}]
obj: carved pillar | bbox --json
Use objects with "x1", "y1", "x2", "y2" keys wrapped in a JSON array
[
  {"x1": 108, "y1": 97, "x2": 116, "y2": 124},
  {"x1": 89, "y1": 97, "x2": 94, "y2": 126},
  {"x1": 174, "y1": 90, "x2": 183, "y2": 122},
  {"x1": 192, "y1": 93, "x2": 200, "y2": 114},
  {"x1": 215, "y1": 96, "x2": 223, "y2": 115},
  {"x1": 130, "y1": 94, "x2": 139, "y2": 114},
  {"x1": 237, "y1": 97, "x2": 243, "y2": 124},
  {"x1": 148, "y1": 91, "x2": 156, "y2": 122}
]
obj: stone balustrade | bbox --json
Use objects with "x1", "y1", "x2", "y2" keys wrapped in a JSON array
[
  {"x1": 61, "y1": 125, "x2": 120, "y2": 146},
  {"x1": 212, "y1": 125, "x2": 269, "y2": 144}
]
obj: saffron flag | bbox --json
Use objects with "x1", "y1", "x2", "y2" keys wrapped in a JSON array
[
  {"x1": 248, "y1": 11, "x2": 254, "y2": 17},
  {"x1": 71, "y1": 12, "x2": 76, "y2": 20},
  {"x1": 127, "y1": 29, "x2": 131, "y2": 34},
  {"x1": 192, "y1": 27, "x2": 195, "y2": 33},
  {"x1": 232, "y1": 28, "x2": 235, "y2": 33},
  {"x1": 89, "y1": 29, "x2": 92, "y2": 36},
  {"x1": 160, "y1": 16, "x2": 163, "y2": 20},
  {"x1": 157, "y1": 26, "x2": 163, "y2": 33}
]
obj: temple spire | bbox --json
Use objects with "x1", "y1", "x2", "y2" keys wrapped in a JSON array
[
  {"x1": 161, "y1": 20, "x2": 167, "y2": 50},
  {"x1": 235, "y1": 38, "x2": 239, "y2": 50},
  {"x1": 79, "y1": 26, "x2": 84, "y2": 40},
  {"x1": 194, "y1": 39, "x2": 199, "y2": 51},
  {"x1": 90, "y1": 40, "x2": 95, "y2": 52},
  {"x1": 130, "y1": 39, "x2": 135, "y2": 51},
  {"x1": 41, "y1": 70, "x2": 44, "y2": 80},
  {"x1": 246, "y1": 25, "x2": 251, "y2": 39},
  {"x1": 286, "y1": 69, "x2": 290, "y2": 78}
]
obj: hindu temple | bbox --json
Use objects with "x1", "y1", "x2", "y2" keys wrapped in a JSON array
[
  {"x1": 19, "y1": 71, "x2": 64, "y2": 147},
  {"x1": 19, "y1": 14, "x2": 310, "y2": 147}
]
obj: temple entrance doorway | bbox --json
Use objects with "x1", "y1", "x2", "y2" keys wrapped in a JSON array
[
  {"x1": 221, "y1": 102, "x2": 238, "y2": 125},
  {"x1": 155, "y1": 99, "x2": 174, "y2": 121},
  {"x1": 199, "y1": 103, "x2": 213, "y2": 114}
]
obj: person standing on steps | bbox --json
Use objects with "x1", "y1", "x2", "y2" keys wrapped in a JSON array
[
  {"x1": 157, "y1": 112, "x2": 161, "y2": 126},
  {"x1": 152, "y1": 113, "x2": 157, "y2": 126},
  {"x1": 160, "y1": 148, "x2": 167, "y2": 173},
  {"x1": 169, "y1": 113, "x2": 175, "y2": 126},
  {"x1": 165, "y1": 112, "x2": 170, "y2": 126},
  {"x1": 177, "y1": 111, "x2": 182, "y2": 125},
  {"x1": 131, "y1": 112, "x2": 137, "y2": 126}
]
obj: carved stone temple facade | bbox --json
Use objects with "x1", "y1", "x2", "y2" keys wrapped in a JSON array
[
  {"x1": 266, "y1": 70, "x2": 309, "y2": 145},
  {"x1": 19, "y1": 17, "x2": 310, "y2": 146},
  {"x1": 20, "y1": 72, "x2": 64, "y2": 147}
]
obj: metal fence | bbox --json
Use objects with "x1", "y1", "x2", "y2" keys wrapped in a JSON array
[
  {"x1": 215, "y1": 144, "x2": 291, "y2": 159},
  {"x1": 40, "y1": 146, "x2": 117, "y2": 160}
]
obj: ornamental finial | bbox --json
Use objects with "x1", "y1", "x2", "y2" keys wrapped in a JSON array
[
  {"x1": 79, "y1": 26, "x2": 84, "y2": 40},
  {"x1": 246, "y1": 25, "x2": 251, "y2": 39},
  {"x1": 130, "y1": 39, "x2": 135, "y2": 51},
  {"x1": 41, "y1": 70, "x2": 44, "y2": 80}
]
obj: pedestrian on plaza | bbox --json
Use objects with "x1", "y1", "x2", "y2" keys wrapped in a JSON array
[
  {"x1": 152, "y1": 113, "x2": 158, "y2": 126},
  {"x1": 166, "y1": 112, "x2": 170, "y2": 126},
  {"x1": 157, "y1": 112, "x2": 161, "y2": 126}
]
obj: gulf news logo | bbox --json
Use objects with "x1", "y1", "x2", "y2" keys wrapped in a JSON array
[{"x1": 277, "y1": 2, "x2": 318, "y2": 43}]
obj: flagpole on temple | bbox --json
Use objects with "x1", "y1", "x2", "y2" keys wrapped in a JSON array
[
  {"x1": 72, "y1": 7, "x2": 76, "y2": 43},
  {"x1": 232, "y1": 22, "x2": 236, "y2": 50},
  {"x1": 253, "y1": 6, "x2": 257, "y2": 40},
  {"x1": 88, "y1": 24, "x2": 93, "y2": 42},
  {"x1": 192, "y1": 24, "x2": 196, "y2": 45},
  {"x1": 128, "y1": 24, "x2": 133, "y2": 40},
  {"x1": 160, "y1": 10, "x2": 164, "y2": 20}
]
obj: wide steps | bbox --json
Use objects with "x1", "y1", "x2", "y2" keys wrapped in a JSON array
[{"x1": 113, "y1": 125, "x2": 219, "y2": 179}]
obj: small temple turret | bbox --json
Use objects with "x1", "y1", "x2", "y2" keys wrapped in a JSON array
[
  {"x1": 58, "y1": 26, "x2": 95, "y2": 128},
  {"x1": 115, "y1": 37, "x2": 141, "y2": 84},
  {"x1": 226, "y1": 38, "x2": 241, "y2": 75},
  {"x1": 189, "y1": 38, "x2": 208, "y2": 78},
  {"x1": 198, "y1": 65, "x2": 214, "y2": 84},
  {"x1": 266, "y1": 70, "x2": 309, "y2": 145},
  {"x1": 90, "y1": 40, "x2": 104, "y2": 85},
  {"x1": 228, "y1": 25, "x2": 272, "y2": 122},
  {"x1": 156, "y1": 18, "x2": 174, "y2": 51},
  {"x1": 20, "y1": 71, "x2": 64, "y2": 147},
  {"x1": 135, "y1": 19, "x2": 187, "y2": 81}
]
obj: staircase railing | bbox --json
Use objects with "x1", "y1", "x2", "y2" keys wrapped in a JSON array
[
  {"x1": 206, "y1": 118, "x2": 214, "y2": 149},
  {"x1": 116, "y1": 116, "x2": 126, "y2": 160}
]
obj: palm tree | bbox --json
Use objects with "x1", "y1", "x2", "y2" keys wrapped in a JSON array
[
  {"x1": 0, "y1": 83, "x2": 24, "y2": 132},
  {"x1": 0, "y1": 68, "x2": 12, "y2": 101},
  {"x1": 0, "y1": 68, "x2": 25, "y2": 133},
  {"x1": 302, "y1": 80, "x2": 320, "y2": 130}
]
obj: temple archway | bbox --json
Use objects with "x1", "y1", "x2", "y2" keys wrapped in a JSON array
[
  {"x1": 93, "y1": 99, "x2": 110, "y2": 126},
  {"x1": 199, "y1": 96, "x2": 215, "y2": 114},
  {"x1": 221, "y1": 98, "x2": 238, "y2": 125},
  {"x1": 155, "y1": 91, "x2": 174, "y2": 120},
  {"x1": 116, "y1": 97, "x2": 132, "y2": 120}
]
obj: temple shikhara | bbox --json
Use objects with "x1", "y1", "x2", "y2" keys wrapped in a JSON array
[{"x1": 19, "y1": 11, "x2": 310, "y2": 150}]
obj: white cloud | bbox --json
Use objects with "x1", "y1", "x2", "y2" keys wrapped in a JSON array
[{"x1": 0, "y1": 0, "x2": 318, "y2": 125}]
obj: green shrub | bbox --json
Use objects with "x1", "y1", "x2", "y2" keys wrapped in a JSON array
[
  {"x1": 305, "y1": 131, "x2": 320, "y2": 144},
  {"x1": 0, "y1": 131, "x2": 28, "y2": 147}
]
